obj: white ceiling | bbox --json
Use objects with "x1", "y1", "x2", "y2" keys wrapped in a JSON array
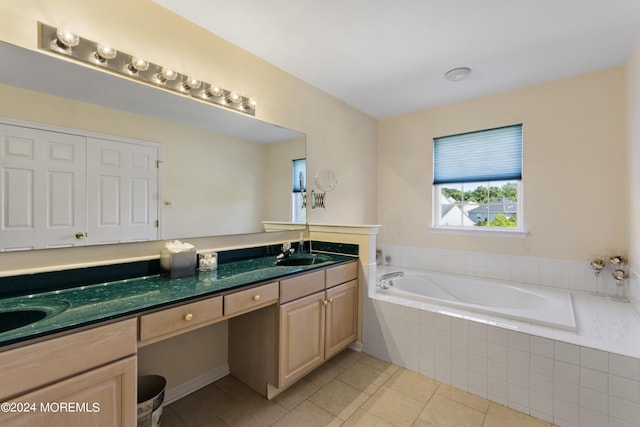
[{"x1": 154, "y1": 0, "x2": 640, "y2": 119}]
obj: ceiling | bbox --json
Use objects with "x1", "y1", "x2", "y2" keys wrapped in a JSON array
[{"x1": 153, "y1": 0, "x2": 640, "y2": 119}]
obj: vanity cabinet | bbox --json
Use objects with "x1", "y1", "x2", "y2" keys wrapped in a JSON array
[
  {"x1": 228, "y1": 260, "x2": 358, "y2": 398},
  {"x1": 0, "y1": 319, "x2": 137, "y2": 426},
  {"x1": 278, "y1": 290, "x2": 326, "y2": 387},
  {"x1": 278, "y1": 262, "x2": 358, "y2": 388},
  {"x1": 324, "y1": 279, "x2": 358, "y2": 358}
]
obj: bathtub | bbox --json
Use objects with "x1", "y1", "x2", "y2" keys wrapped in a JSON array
[{"x1": 374, "y1": 266, "x2": 577, "y2": 331}]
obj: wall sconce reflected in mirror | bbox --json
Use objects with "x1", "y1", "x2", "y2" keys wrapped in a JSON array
[{"x1": 39, "y1": 22, "x2": 256, "y2": 116}]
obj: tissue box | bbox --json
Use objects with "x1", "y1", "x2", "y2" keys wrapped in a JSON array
[{"x1": 160, "y1": 249, "x2": 197, "y2": 279}]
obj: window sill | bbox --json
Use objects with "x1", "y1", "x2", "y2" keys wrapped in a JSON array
[{"x1": 429, "y1": 226, "x2": 528, "y2": 239}]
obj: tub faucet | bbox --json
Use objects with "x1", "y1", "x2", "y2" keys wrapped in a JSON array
[{"x1": 377, "y1": 271, "x2": 404, "y2": 289}]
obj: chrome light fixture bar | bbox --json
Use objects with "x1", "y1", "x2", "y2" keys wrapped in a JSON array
[{"x1": 38, "y1": 23, "x2": 256, "y2": 116}]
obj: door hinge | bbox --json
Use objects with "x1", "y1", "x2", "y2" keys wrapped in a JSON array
[{"x1": 156, "y1": 160, "x2": 162, "y2": 168}]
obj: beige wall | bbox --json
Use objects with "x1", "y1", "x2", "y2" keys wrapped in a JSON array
[
  {"x1": 263, "y1": 137, "x2": 306, "y2": 222},
  {"x1": 627, "y1": 38, "x2": 640, "y2": 268},
  {"x1": 377, "y1": 67, "x2": 628, "y2": 260}
]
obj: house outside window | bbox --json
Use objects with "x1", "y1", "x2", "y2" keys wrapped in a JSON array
[{"x1": 433, "y1": 124, "x2": 523, "y2": 232}]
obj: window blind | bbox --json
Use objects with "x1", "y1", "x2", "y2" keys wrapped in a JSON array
[
  {"x1": 292, "y1": 158, "x2": 306, "y2": 192},
  {"x1": 433, "y1": 124, "x2": 522, "y2": 185}
]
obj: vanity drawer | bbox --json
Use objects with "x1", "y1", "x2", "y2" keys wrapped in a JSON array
[
  {"x1": 326, "y1": 261, "x2": 358, "y2": 289},
  {"x1": 139, "y1": 296, "x2": 223, "y2": 345},
  {"x1": 280, "y1": 270, "x2": 325, "y2": 304},
  {"x1": 0, "y1": 319, "x2": 136, "y2": 400},
  {"x1": 224, "y1": 282, "x2": 279, "y2": 318}
]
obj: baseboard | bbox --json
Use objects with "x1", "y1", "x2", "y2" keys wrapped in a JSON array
[
  {"x1": 348, "y1": 340, "x2": 363, "y2": 352},
  {"x1": 164, "y1": 363, "x2": 230, "y2": 405}
]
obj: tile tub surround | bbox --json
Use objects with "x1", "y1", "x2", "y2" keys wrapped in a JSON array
[
  {"x1": 375, "y1": 245, "x2": 640, "y2": 311},
  {"x1": 364, "y1": 297, "x2": 640, "y2": 427},
  {"x1": 363, "y1": 247, "x2": 640, "y2": 426}
]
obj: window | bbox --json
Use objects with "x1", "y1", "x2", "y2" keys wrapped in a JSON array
[
  {"x1": 291, "y1": 158, "x2": 306, "y2": 222},
  {"x1": 433, "y1": 124, "x2": 523, "y2": 232}
]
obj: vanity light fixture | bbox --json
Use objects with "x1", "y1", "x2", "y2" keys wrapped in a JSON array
[
  {"x1": 54, "y1": 28, "x2": 79, "y2": 50},
  {"x1": 226, "y1": 91, "x2": 242, "y2": 104},
  {"x1": 128, "y1": 57, "x2": 149, "y2": 73},
  {"x1": 156, "y1": 68, "x2": 177, "y2": 83},
  {"x1": 182, "y1": 77, "x2": 202, "y2": 91},
  {"x1": 243, "y1": 98, "x2": 257, "y2": 110},
  {"x1": 38, "y1": 22, "x2": 256, "y2": 115},
  {"x1": 205, "y1": 85, "x2": 224, "y2": 98},
  {"x1": 444, "y1": 67, "x2": 472, "y2": 82},
  {"x1": 95, "y1": 44, "x2": 117, "y2": 62}
]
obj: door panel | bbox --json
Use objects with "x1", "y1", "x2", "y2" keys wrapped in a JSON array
[
  {"x1": 87, "y1": 137, "x2": 159, "y2": 244},
  {"x1": 0, "y1": 124, "x2": 86, "y2": 250}
]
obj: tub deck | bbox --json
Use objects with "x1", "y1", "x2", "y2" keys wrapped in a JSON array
[{"x1": 372, "y1": 268, "x2": 640, "y2": 359}]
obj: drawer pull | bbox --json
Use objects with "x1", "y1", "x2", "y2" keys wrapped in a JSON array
[
  {"x1": 184, "y1": 313, "x2": 193, "y2": 321},
  {"x1": 253, "y1": 295, "x2": 261, "y2": 302}
]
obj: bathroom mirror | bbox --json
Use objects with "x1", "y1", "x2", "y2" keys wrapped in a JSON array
[{"x1": 0, "y1": 41, "x2": 306, "y2": 251}]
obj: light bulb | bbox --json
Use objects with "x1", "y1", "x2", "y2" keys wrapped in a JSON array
[
  {"x1": 243, "y1": 98, "x2": 257, "y2": 110},
  {"x1": 226, "y1": 92, "x2": 242, "y2": 104},
  {"x1": 182, "y1": 77, "x2": 201, "y2": 91},
  {"x1": 95, "y1": 44, "x2": 117, "y2": 61},
  {"x1": 128, "y1": 57, "x2": 149, "y2": 73},
  {"x1": 206, "y1": 85, "x2": 224, "y2": 98},
  {"x1": 55, "y1": 28, "x2": 79, "y2": 49},
  {"x1": 157, "y1": 68, "x2": 177, "y2": 83}
]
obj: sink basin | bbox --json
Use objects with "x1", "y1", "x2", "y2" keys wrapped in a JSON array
[
  {"x1": 0, "y1": 310, "x2": 48, "y2": 333},
  {"x1": 0, "y1": 299, "x2": 70, "y2": 333},
  {"x1": 276, "y1": 255, "x2": 330, "y2": 266}
]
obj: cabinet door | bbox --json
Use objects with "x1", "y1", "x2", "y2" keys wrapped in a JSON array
[
  {"x1": 278, "y1": 291, "x2": 325, "y2": 388},
  {"x1": 0, "y1": 123, "x2": 86, "y2": 250},
  {"x1": 325, "y1": 279, "x2": 358, "y2": 359},
  {"x1": 0, "y1": 356, "x2": 136, "y2": 427}
]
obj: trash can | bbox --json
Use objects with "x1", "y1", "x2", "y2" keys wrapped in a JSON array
[{"x1": 137, "y1": 375, "x2": 166, "y2": 427}]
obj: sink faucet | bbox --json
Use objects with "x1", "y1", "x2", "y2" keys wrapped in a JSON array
[
  {"x1": 377, "y1": 271, "x2": 404, "y2": 289},
  {"x1": 277, "y1": 241, "x2": 295, "y2": 260}
]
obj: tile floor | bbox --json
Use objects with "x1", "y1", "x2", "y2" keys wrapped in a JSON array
[{"x1": 162, "y1": 349, "x2": 557, "y2": 427}]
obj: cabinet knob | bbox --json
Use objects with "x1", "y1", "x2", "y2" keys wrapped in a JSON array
[
  {"x1": 184, "y1": 313, "x2": 193, "y2": 321},
  {"x1": 253, "y1": 295, "x2": 261, "y2": 302},
  {"x1": 323, "y1": 300, "x2": 329, "y2": 306},
  {"x1": 75, "y1": 232, "x2": 85, "y2": 240},
  {"x1": 328, "y1": 298, "x2": 334, "y2": 304}
]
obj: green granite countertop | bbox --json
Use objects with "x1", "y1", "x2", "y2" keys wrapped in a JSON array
[{"x1": 0, "y1": 253, "x2": 354, "y2": 348}]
